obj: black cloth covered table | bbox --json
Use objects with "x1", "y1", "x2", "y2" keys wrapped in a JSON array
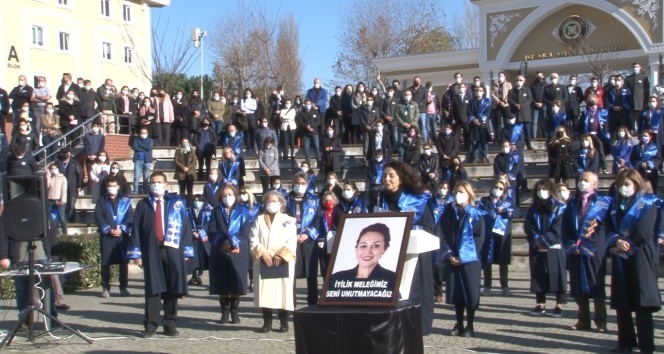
[{"x1": 294, "y1": 300, "x2": 423, "y2": 354}]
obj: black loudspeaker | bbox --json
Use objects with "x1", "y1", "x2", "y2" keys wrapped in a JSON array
[{"x1": 3, "y1": 174, "x2": 48, "y2": 242}]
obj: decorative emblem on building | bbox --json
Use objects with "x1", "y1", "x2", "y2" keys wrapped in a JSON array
[
  {"x1": 489, "y1": 12, "x2": 521, "y2": 49},
  {"x1": 621, "y1": 0, "x2": 660, "y2": 30},
  {"x1": 552, "y1": 15, "x2": 596, "y2": 45}
]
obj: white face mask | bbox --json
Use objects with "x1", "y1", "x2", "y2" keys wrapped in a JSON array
[
  {"x1": 273, "y1": 184, "x2": 281, "y2": 189},
  {"x1": 633, "y1": 67, "x2": 641, "y2": 74},
  {"x1": 610, "y1": 80, "x2": 616, "y2": 86},
  {"x1": 262, "y1": 122, "x2": 268, "y2": 128},
  {"x1": 67, "y1": 94, "x2": 75, "y2": 99},
  {"x1": 19, "y1": 125, "x2": 27, "y2": 131},
  {"x1": 209, "y1": 174, "x2": 218, "y2": 182},
  {"x1": 214, "y1": 96, "x2": 220, "y2": 101},
  {"x1": 222, "y1": 196, "x2": 235, "y2": 207},
  {"x1": 19, "y1": 80, "x2": 26, "y2": 86},
  {"x1": 503, "y1": 147, "x2": 510, "y2": 154},
  {"x1": 21, "y1": 106, "x2": 29, "y2": 112},
  {"x1": 582, "y1": 141, "x2": 590, "y2": 148},
  {"x1": 327, "y1": 178, "x2": 336, "y2": 186},
  {"x1": 240, "y1": 193, "x2": 249, "y2": 202},
  {"x1": 455, "y1": 192, "x2": 469, "y2": 205},
  {"x1": 46, "y1": 108, "x2": 54, "y2": 114},
  {"x1": 50, "y1": 169, "x2": 59, "y2": 176},
  {"x1": 144, "y1": 101, "x2": 151, "y2": 107},
  {"x1": 194, "y1": 201, "x2": 203, "y2": 209},
  {"x1": 591, "y1": 82, "x2": 598, "y2": 88},
  {"x1": 475, "y1": 92, "x2": 483, "y2": 98},
  {"x1": 552, "y1": 106, "x2": 560, "y2": 114},
  {"x1": 456, "y1": 78, "x2": 462, "y2": 84},
  {"x1": 619, "y1": 185, "x2": 635, "y2": 198},
  {"x1": 423, "y1": 149, "x2": 431, "y2": 156},
  {"x1": 404, "y1": 95, "x2": 412, "y2": 101},
  {"x1": 122, "y1": 90, "x2": 129, "y2": 95},
  {"x1": 107, "y1": 186, "x2": 119, "y2": 195},
  {"x1": 438, "y1": 188, "x2": 447, "y2": 197},
  {"x1": 150, "y1": 183, "x2": 165, "y2": 196},
  {"x1": 327, "y1": 130, "x2": 334, "y2": 137},
  {"x1": 375, "y1": 157, "x2": 383, "y2": 162},
  {"x1": 176, "y1": 94, "x2": 182, "y2": 99},
  {"x1": 537, "y1": 189, "x2": 550, "y2": 200},
  {"x1": 140, "y1": 134, "x2": 148, "y2": 139},
  {"x1": 301, "y1": 167, "x2": 309, "y2": 173},
  {"x1": 304, "y1": 104, "x2": 312, "y2": 110},
  {"x1": 111, "y1": 168, "x2": 119, "y2": 174},
  {"x1": 93, "y1": 127, "x2": 100, "y2": 134},
  {"x1": 284, "y1": 104, "x2": 292, "y2": 109},
  {"x1": 649, "y1": 102, "x2": 657, "y2": 109},
  {"x1": 559, "y1": 190, "x2": 570, "y2": 200},
  {"x1": 293, "y1": 184, "x2": 307, "y2": 195},
  {"x1": 266, "y1": 201, "x2": 281, "y2": 214},
  {"x1": 578, "y1": 180, "x2": 591, "y2": 193},
  {"x1": 570, "y1": 80, "x2": 577, "y2": 85},
  {"x1": 498, "y1": 77, "x2": 505, "y2": 83},
  {"x1": 492, "y1": 187, "x2": 503, "y2": 198},
  {"x1": 99, "y1": 156, "x2": 107, "y2": 162},
  {"x1": 229, "y1": 132, "x2": 236, "y2": 137},
  {"x1": 342, "y1": 190, "x2": 354, "y2": 200},
  {"x1": 509, "y1": 119, "x2": 516, "y2": 125},
  {"x1": 618, "y1": 131, "x2": 626, "y2": 138},
  {"x1": 444, "y1": 129, "x2": 452, "y2": 135}
]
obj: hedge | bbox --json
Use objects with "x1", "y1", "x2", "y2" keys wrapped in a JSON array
[{"x1": 1, "y1": 234, "x2": 118, "y2": 299}]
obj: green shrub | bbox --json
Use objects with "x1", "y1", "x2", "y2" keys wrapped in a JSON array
[
  {"x1": 0, "y1": 276, "x2": 14, "y2": 300},
  {"x1": 56, "y1": 234, "x2": 118, "y2": 293}
]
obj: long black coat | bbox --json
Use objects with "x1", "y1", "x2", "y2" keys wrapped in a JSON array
[
  {"x1": 548, "y1": 138, "x2": 574, "y2": 180},
  {"x1": 561, "y1": 194, "x2": 607, "y2": 299},
  {"x1": 57, "y1": 158, "x2": 83, "y2": 198},
  {"x1": 606, "y1": 197, "x2": 661, "y2": 311},
  {"x1": 207, "y1": 204, "x2": 251, "y2": 295},
  {"x1": 402, "y1": 136, "x2": 421, "y2": 165},
  {"x1": 436, "y1": 133, "x2": 460, "y2": 169},
  {"x1": 440, "y1": 204, "x2": 485, "y2": 308},
  {"x1": 508, "y1": 86, "x2": 532, "y2": 123},
  {"x1": 94, "y1": 195, "x2": 134, "y2": 265},
  {"x1": 524, "y1": 201, "x2": 567, "y2": 293},
  {"x1": 480, "y1": 196, "x2": 520, "y2": 265},
  {"x1": 130, "y1": 194, "x2": 193, "y2": 297},
  {"x1": 320, "y1": 135, "x2": 342, "y2": 174}
]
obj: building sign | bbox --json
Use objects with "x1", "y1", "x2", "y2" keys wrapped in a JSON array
[
  {"x1": 7, "y1": 46, "x2": 20, "y2": 69},
  {"x1": 552, "y1": 15, "x2": 595, "y2": 45},
  {"x1": 523, "y1": 43, "x2": 627, "y2": 61}
]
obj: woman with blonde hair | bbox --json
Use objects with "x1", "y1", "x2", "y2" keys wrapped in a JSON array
[
  {"x1": 611, "y1": 126, "x2": 633, "y2": 174},
  {"x1": 548, "y1": 126, "x2": 574, "y2": 184},
  {"x1": 251, "y1": 191, "x2": 297, "y2": 333},
  {"x1": 573, "y1": 134, "x2": 599, "y2": 180},
  {"x1": 439, "y1": 181, "x2": 486, "y2": 337}
]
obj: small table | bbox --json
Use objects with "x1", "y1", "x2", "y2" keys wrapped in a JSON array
[{"x1": 294, "y1": 300, "x2": 423, "y2": 354}]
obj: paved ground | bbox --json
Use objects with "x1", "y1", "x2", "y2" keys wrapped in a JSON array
[{"x1": 0, "y1": 268, "x2": 661, "y2": 354}]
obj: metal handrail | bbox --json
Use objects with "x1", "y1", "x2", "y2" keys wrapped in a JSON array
[{"x1": 33, "y1": 112, "x2": 136, "y2": 167}]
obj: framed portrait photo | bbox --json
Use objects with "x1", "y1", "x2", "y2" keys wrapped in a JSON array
[{"x1": 319, "y1": 212, "x2": 413, "y2": 307}]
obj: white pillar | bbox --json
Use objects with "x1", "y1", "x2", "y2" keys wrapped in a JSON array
[{"x1": 648, "y1": 53, "x2": 660, "y2": 93}]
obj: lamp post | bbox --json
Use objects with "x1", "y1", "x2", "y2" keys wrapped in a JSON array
[{"x1": 191, "y1": 28, "x2": 207, "y2": 100}]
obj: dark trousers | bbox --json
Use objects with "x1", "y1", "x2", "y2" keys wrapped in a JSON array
[
  {"x1": 197, "y1": 152, "x2": 212, "y2": 180},
  {"x1": 342, "y1": 115, "x2": 353, "y2": 144},
  {"x1": 536, "y1": 291, "x2": 566, "y2": 304},
  {"x1": 178, "y1": 175, "x2": 195, "y2": 200},
  {"x1": 101, "y1": 262, "x2": 129, "y2": 291},
  {"x1": 280, "y1": 128, "x2": 295, "y2": 159},
  {"x1": 246, "y1": 113, "x2": 257, "y2": 150},
  {"x1": 522, "y1": 122, "x2": 532, "y2": 146},
  {"x1": 144, "y1": 248, "x2": 179, "y2": 332},
  {"x1": 574, "y1": 295, "x2": 606, "y2": 326},
  {"x1": 66, "y1": 195, "x2": 77, "y2": 222},
  {"x1": 156, "y1": 123, "x2": 171, "y2": 146},
  {"x1": 589, "y1": 134, "x2": 607, "y2": 169},
  {"x1": 483, "y1": 263, "x2": 509, "y2": 288},
  {"x1": 616, "y1": 309, "x2": 655, "y2": 352},
  {"x1": 260, "y1": 175, "x2": 278, "y2": 194},
  {"x1": 433, "y1": 263, "x2": 443, "y2": 297},
  {"x1": 294, "y1": 277, "x2": 318, "y2": 306}
]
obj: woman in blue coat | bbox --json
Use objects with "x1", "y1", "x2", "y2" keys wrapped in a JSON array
[
  {"x1": 207, "y1": 186, "x2": 252, "y2": 325},
  {"x1": 439, "y1": 181, "x2": 486, "y2": 337},
  {"x1": 573, "y1": 134, "x2": 600, "y2": 180},
  {"x1": 630, "y1": 130, "x2": 661, "y2": 190},
  {"x1": 187, "y1": 194, "x2": 212, "y2": 286},
  {"x1": 610, "y1": 126, "x2": 634, "y2": 174},
  {"x1": 480, "y1": 179, "x2": 519, "y2": 297}
]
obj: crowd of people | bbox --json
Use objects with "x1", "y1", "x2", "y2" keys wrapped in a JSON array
[{"x1": 0, "y1": 66, "x2": 662, "y2": 353}]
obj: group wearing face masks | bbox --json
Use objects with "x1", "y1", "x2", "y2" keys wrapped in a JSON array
[{"x1": 630, "y1": 131, "x2": 660, "y2": 190}]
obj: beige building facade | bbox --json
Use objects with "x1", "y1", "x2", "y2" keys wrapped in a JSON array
[
  {"x1": 375, "y1": 0, "x2": 664, "y2": 89},
  {"x1": 1, "y1": 0, "x2": 169, "y2": 94}
]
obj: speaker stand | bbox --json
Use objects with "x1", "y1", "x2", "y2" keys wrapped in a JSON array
[{"x1": 0, "y1": 242, "x2": 92, "y2": 349}]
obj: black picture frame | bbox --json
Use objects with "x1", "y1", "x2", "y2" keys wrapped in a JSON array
[{"x1": 319, "y1": 212, "x2": 413, "y2": 307}]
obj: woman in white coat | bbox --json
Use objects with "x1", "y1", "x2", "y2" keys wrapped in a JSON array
[{"x1": 250, "y1": 190, "x2": 297, "y2": 333}]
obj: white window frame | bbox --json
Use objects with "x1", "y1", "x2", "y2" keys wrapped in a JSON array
[
  {"x1": 102, "y1": 41, "x2": 112, "y2": 61},
  {"x1": 31, "y1": 25, "x2": 45, "y2": 47},
  {"x1": 59, "y1": 31, "x2": 70, "y2": 52},
  {"x1": 122, "y1": 4, "x2": 132, "y2": 22},
  {"x1": 123, "y1": 46, "x2": 134, "y2": 65},
  {"x1": 100, "y1": 0, "x2": 110, "y2": 17}
]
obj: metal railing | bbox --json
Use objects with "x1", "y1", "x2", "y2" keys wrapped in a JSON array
[{"x1": 33, "y1": 112, "x2": 136, "y2": 167}]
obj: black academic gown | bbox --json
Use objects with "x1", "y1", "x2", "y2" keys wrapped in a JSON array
[
  {"x1": 94, "y1": 195, "x2": 134, "y2": 265},
  {"x1": 479, "y1": 196, "x2": 519, "y2": 265},
  {"x1": 561, "y1": 194, "x2": 607, "y2": 299},
  {"x1": 188, "y1": 207, "x2": 211, "y2": 273},
  {"x1": 130, "y1": 194, "x2": 193, "y2": 297},
  {"x1": 524, "y1": 200, "x2": 567, "y2": 293},
  {"x1": 207, "y1": 204, "x2": 251, "y2": 295},
  {"x1": 440, "y1": 204, "x2": 485, "y2": 309},
  {"x1": 606, "y1": 197, "x2": 661, "y2": 311}
]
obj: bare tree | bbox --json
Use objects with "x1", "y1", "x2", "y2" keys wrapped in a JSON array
[
  {"x1": 578, "y1": 39, "x2": 622, "y2": 83},
  {"x1": 211, "y1": 0, "x2": 303, "y2": 101},
  {"x1": 333, "y1": 0, "x2": 455, "y2": 88},
  {"x1": 450, "y1": 0, "x2": 480, "y2": 50},
  {"x1": 121, "y1": 13, "x2": 198, "y2": 90}
]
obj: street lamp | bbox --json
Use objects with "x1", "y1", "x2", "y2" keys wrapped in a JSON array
[{"x1": 191, "y1": 28, "x2": 207, "y2": 100}]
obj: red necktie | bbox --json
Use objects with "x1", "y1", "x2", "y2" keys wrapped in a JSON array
[{"x1": 155, "y1": 200, "x2": 164, "y2": 242}]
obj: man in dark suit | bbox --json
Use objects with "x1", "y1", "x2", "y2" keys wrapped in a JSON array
[
  {"x1": 129, "y1": 171, "x2": 193, "y2": 338},
  {"x1": 543, "y1": 73, "x2": 569, "y2": 117},
  {"x1": 381, "y1": 86, "x2": 400, "y2": 152},
  {"x1": 56, "y1": 148, "x2": 83, "y2": 222},
  {"x1": 55, "y1": 73, "x2": 81, "y2": 101},
  {"x1": 509, "y1": 75, "x2": 534, "y2": 150},
  {"x1": 625, "y1": 62, "x2": 650, "y2": 133},
  {"x1": 451, "y1": 83, "x2": 470, "y2": 150},
  {"x1": 565, "y1": 75, "x2": 584, "y2": 138}
]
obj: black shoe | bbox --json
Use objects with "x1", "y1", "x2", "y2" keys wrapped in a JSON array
[
  {"x1": 449, "y1": 324, "x2": 464, "y2": 337},
  {"x1": 194, "y1": 277, "x2": 203, "y2": 286},
  {"x1": 464, "y1": 326, "x2": 475, "y2": 337},
  {"x1": 248, "y1": 282, "x2": 253, "y2": 293},
  {"x1": 163, "y1": 328, "x2": 180, "y2": 337},
  {"x1": 530, "y1": 305, "x2": 546, "y2": 316},
  {"x1": 187, "y1": 277, "x2": 196, "y2": 285},
  {"x1": 279, "y1": 316, "x2": 289, "y2": 333},
  {"x1": 55, "y1": 304, "x2": 70, "y2": 311},
  {"x1": 551, "y1": 306, "x2": 563, "y2": 318},
  {"x1": 259, "y1": 321, "x2": 272, "y2": 333},
  {"x1": 140, "y1": 329, "x2": 156, "y2": 338},
  {"x1": 610, "y1": 346, "x2": 633, "y2": 353}
]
